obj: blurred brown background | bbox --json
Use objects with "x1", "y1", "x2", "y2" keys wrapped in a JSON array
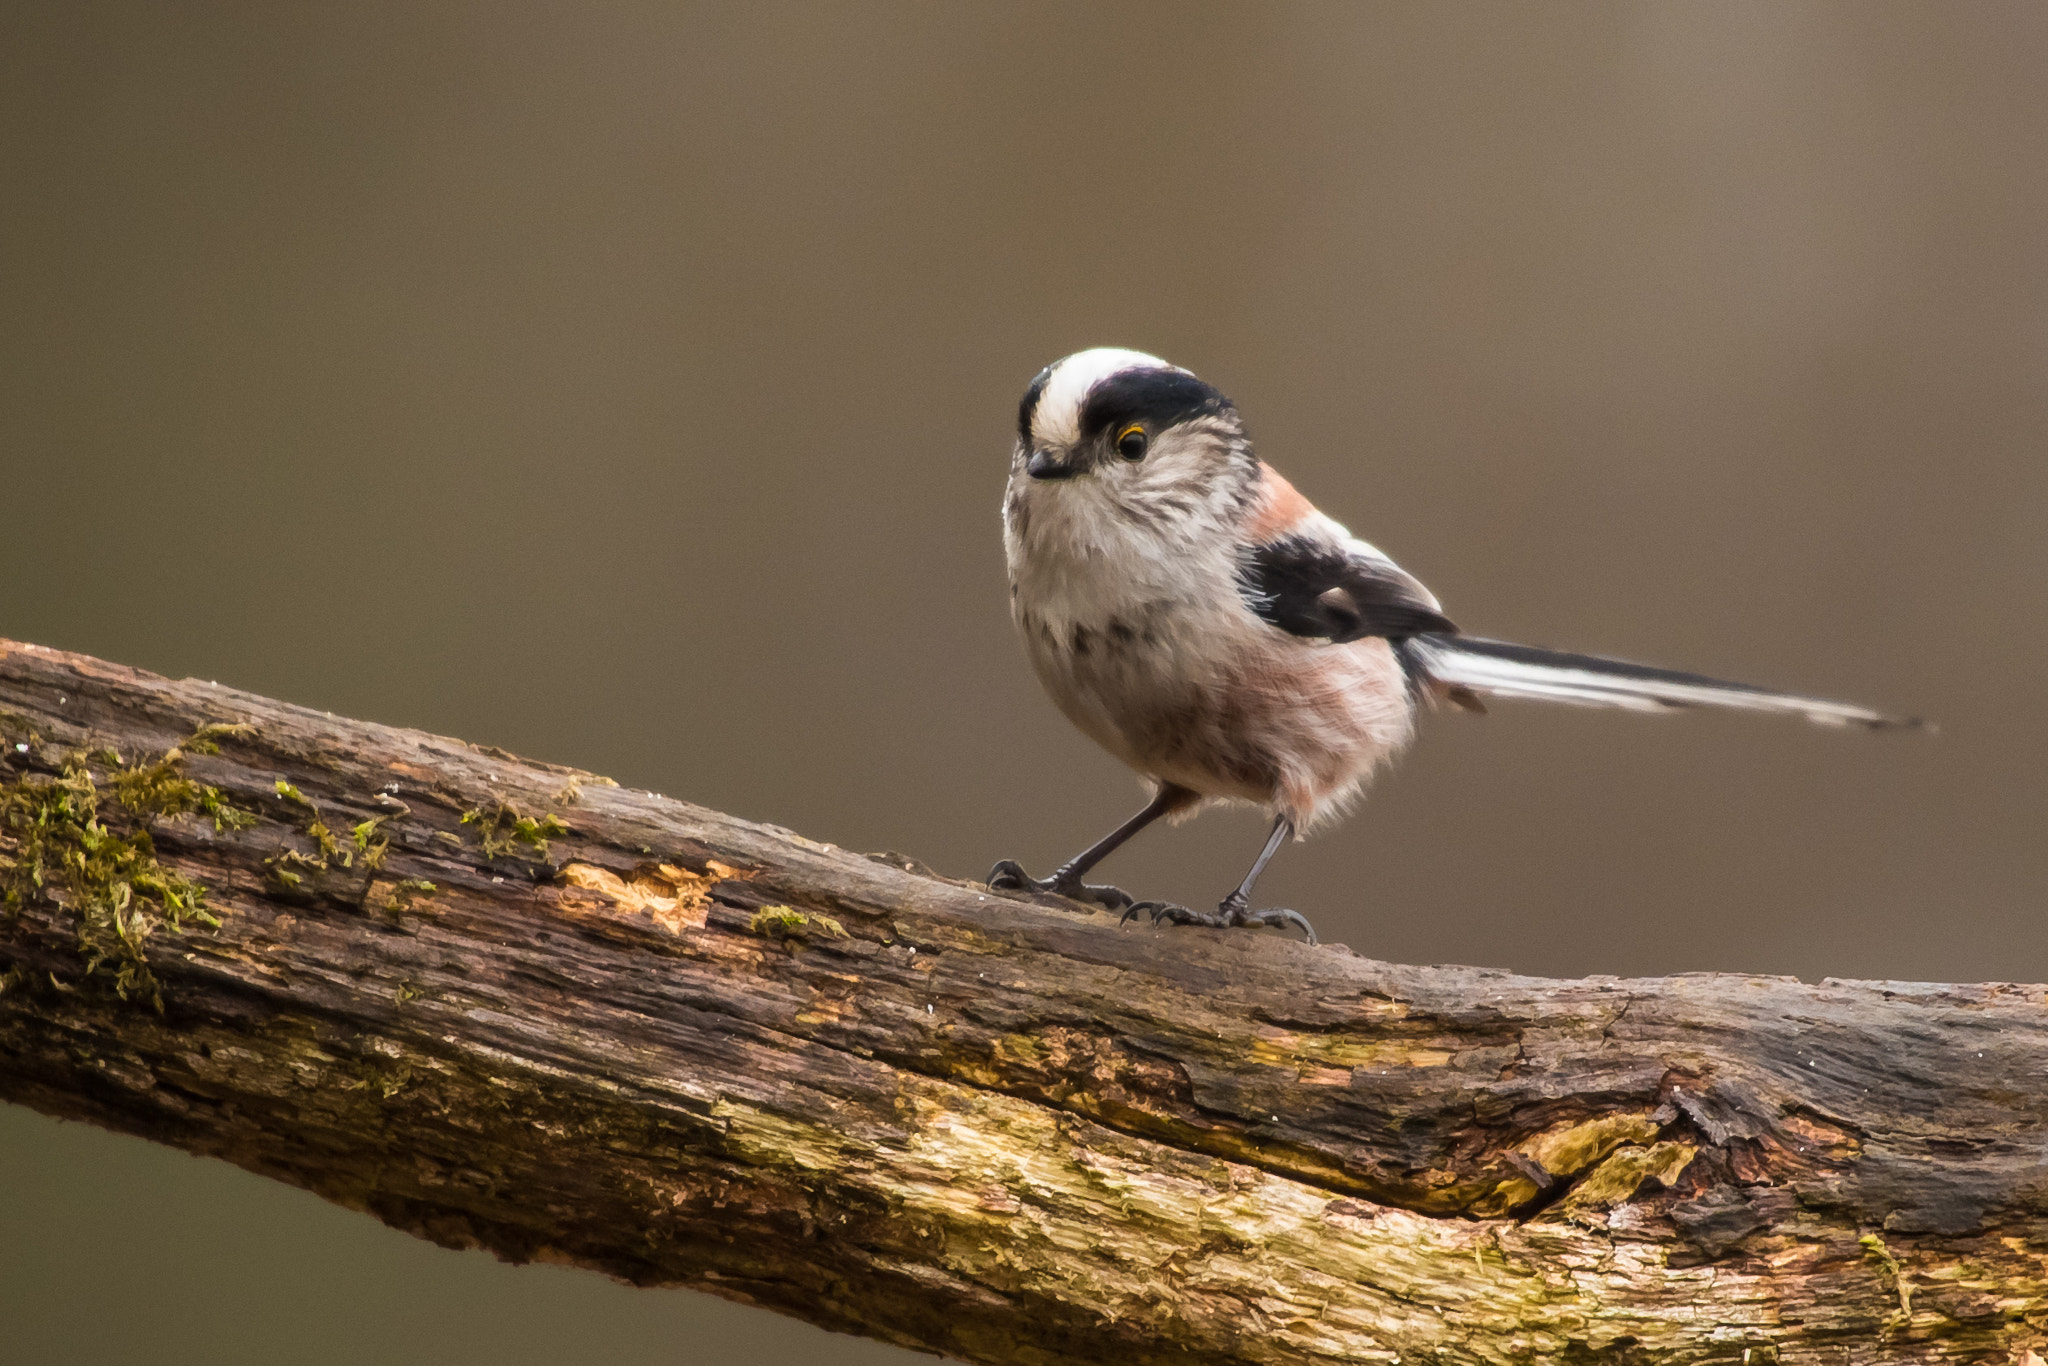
[{"x1": 2, "y1": 2, "x2": 2043, "y2": 1362}]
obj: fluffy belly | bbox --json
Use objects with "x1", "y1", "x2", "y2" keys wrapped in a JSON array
[{"x1": 1022, "y1": 613, "x2": 1417, "y2": 828}]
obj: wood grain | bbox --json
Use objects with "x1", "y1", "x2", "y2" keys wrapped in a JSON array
[{"x1": 1, "y1": 637, "x2": 2044, "y2": 1364}]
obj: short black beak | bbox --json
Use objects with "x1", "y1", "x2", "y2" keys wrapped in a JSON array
[{"x1": 1027, "y1": 449, "x2": 1076, "y2": 481}]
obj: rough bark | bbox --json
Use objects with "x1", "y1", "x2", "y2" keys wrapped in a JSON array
[{"x1": 0, "y1": 637, "x2": 2044, "y2": 1365}]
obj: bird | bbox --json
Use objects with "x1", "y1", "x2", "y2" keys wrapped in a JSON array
[{"x1": 986, "y1": 347, "x2": 1917, "y2": 945}]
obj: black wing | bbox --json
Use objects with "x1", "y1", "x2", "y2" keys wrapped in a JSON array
[{"x1": 1238, "y1": 535, "x2": 1457, "y2": 642}]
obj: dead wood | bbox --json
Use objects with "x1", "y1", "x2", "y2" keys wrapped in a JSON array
[{"x1": 1, "y1": 637, "x2": 2044, "y2": 1365}]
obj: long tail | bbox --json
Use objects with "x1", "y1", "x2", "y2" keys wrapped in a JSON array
[{"x1": 1399, "y1": 634, "x2": 1921, "y2": 730}]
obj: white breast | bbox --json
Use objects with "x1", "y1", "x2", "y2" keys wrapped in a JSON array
[{"x1": 1003, "y1": 469, "x2": 1416, "y2": 825}]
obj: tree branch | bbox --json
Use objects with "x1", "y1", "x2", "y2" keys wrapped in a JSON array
[{"x1": 1, "y1": 637, "x2": 2043, "y2": 1365}]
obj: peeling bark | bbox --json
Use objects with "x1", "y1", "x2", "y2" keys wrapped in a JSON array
[{"x1": 1, "y1": 637, "x2": 2045, "y2": 1365}]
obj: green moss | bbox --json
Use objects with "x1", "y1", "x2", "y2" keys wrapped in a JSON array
[
  {"x1": 360, "y1": 875, "x2": 437, "y2": 923},
  {"x1": 271, "y1": 780, "x2": 381, "y2": 876},
  {"x1": 179, "y1": 722, "x2": 255, "y2": 757},
  {"x1": 305, "y1": 820, "x2": 344, "y2": 864},
  {"x1": 461, "y1": 800, "x2": 568, "y2": 859},
  {"x1": 1861, "y1": 1232, "x2": 1913, "y2": 1315},
  {"x1": 108, "y1": 728, "x2": 258, "y2": 834},
  {"x1": 0, "y1": 723, "x2": 255, "y2": 1011},
  {"x1": 549, "y1": 775, "x2": 620, "y2": 807},
  {"x1": 750, "y1": 905, "x2": 847, "y2": 941},
  {"x1": 342, "y1": 1054, "x2": 418, "y2": 1100},
  {"x1": 264, "y1": 848, "x2": 326, "y2": 890},
  {"x1": 382, "y1": 879, "x2": 437, "y2": 920},
  {"x1": 350, "y1": 813, "x2": 397, "y2": 870}
]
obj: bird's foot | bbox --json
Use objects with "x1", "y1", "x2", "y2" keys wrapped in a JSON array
[
  {"x1": 986, "y1": 859, "x2": 1136, "y2": 913},
  {"x1": 1120, "y1": 892, "x2": 1318, "y2": 945}
]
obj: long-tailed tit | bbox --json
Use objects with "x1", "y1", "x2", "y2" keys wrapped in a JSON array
[{"x1": 988, "y1": 348, "x2": 1916, "y2": 944}]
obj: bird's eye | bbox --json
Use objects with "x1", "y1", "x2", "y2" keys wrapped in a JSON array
[{"x1": 1116, "y1": 424, "x2": 1148, "y2": 460}]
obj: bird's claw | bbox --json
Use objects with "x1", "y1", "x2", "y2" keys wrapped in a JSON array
[
  {"x1": 1242, "y1": 906, "x2": 1318, "y2": 944},
  {"x1": 1121, "y1": 898, "x2": 1318, "y2": 945},
  {"x1": 1070, "y1": 881, "x2": 1136, "y2": 912},
  {"x1": 986, "y1": 860, "x2": 1135, "y2": 912},
  {"x1": 1118, "y1": 900, "x2": 1169, "y2": 928},
  {"x1": 986, "y1": 859, "x2": 1035, "y2": 892}
]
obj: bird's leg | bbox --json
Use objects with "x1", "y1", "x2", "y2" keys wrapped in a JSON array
[
  {"x1": 1215, "y1": 815, "x2": 1319, "y2": 941},
  {"x1": 1123, "y1": 815, "x2": 1319, "y2": 944},
  {"x1": 988, "y1": 784, "x2": 1191, "y2": 913}
]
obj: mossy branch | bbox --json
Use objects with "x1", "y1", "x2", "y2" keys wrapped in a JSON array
[{"x1": 1, "y1": 637, "x2": 2046, "y2": 1366}]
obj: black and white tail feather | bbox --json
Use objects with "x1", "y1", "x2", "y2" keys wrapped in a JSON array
[{"x1": 1401, "y1": 634, "x2": 1920, "y2": 731}]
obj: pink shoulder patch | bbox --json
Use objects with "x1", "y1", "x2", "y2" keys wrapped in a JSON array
[{"x1": 1245, "y1": 464, "x2": 1315, "y2": 542}]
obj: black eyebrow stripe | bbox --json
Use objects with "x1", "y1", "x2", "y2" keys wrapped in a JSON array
[{"x1": 1078, "y1": 367, "x2": 1233, "y2": 440}]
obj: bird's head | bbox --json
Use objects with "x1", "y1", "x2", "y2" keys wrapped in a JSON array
[{"x1": 1011, "y1": 349, "x2": 1253, "y2": 521}]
